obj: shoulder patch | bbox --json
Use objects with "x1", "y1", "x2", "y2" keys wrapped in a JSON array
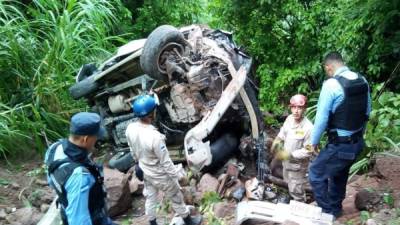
[{"x1": 160, "y1": 144, "x2": 167, "y2": 152}]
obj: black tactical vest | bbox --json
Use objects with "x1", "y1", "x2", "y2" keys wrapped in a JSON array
[
  {"x1": 46, "y1": 140, "x2": 108, "y2": 225},
  {"x1": 328, "y1": 74, "x2": 369, "y2": 131}
]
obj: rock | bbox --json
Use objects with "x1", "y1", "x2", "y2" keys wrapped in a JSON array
[
  {"x1": 35, "y1": 179, "x2": 48, "y2": 186},
  {"x1": 341, "y1": 175, "x2": 382, "y2": 218},
  {"x1": 104, "y1": 167, "x2": 132, "y2": 217},
  {"x1": 197, "y1": 173, "x2": 219, "y2": 196},
  {"x1": 5, "y1": 207, "x2": 13, "y2": 214},
  {"x1": 28, "y1": 188, "x2": 54, "y2": 207},
  {"x1": 213, "y1": 201, "x2": 236, "y2": 218},
  {"x1": 40, "y1": 204, "x2": 50, "y2": 213},
  {"x1": 366, "y1": 219, "x2": 377, "y2": 225},
  {"x1": 128, "y1": 176, "x2": 143, "y2": 193},
  {"x1": 40, "y1": 187, "x2": 55, "y2": 203},
  {"x1": 341, "y1": 184, "x2": 359, "y2": 216},
  {"x1": 374, "y1": 155, "x2": 400, "y2": 190},
  {"x1": 10, "y1": 182, "x2": 20, "y2": 190},
  {"x1": 0, "y1": 208, "x2": 6, "y2": 220},
  {"x1": 355, "y1": 189, "x2": 381, "y2": 211},
  {"x1": 6, "y1": 207, "x2": 41, "y2": 225}
]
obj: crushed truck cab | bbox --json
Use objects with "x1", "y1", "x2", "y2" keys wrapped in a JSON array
[{"x1": 69, "y1": 25, "x2": 267, "y2": 176}]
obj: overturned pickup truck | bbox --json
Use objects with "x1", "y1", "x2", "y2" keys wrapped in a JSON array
[{"x1": 69, "y1": 25, "x2": 268, "y2": 176}]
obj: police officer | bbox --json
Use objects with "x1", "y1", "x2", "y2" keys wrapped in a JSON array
[
  {"x1": 272, "y1": 94, "x2": 314, "y2": 202},
  {"x1": 125, "y1": 94, "x2": 202, "y2": 225},
  {"x1": 45, "y1": 112, "x2": 114, "y2": 225},
  {"x1": 309, "y1": 52, "x2": 371, "y2": 218}
]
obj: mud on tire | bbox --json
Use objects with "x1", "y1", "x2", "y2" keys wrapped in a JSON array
[{"x1": 140, "y1": 25, "x2": 186, "y2": 80}]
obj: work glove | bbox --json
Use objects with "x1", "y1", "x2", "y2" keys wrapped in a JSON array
[
  {"x1": 271, "y1": 139, "x2": 283, "y2": 153},
  {"x1": 276, "y1": 149, "x2": 291, "y2": 161},
  {"x1": 291, "y1": 148, "x2": 311, "y2": 159},
  {"x1": 305, "y1": 144, "x2": 320, "y2": 157}
]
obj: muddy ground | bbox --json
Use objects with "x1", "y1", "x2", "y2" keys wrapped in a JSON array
[{"x1": 1, "y1": 136, "x2": 400, "y2": 225}]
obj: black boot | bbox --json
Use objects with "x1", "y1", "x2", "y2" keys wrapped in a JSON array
[
  {"x1": 183, "y1": 215, "x2": 202, "y2": 225},
  {"x1": 149, "y1": 219, "x2": 158, "y2": 225}
]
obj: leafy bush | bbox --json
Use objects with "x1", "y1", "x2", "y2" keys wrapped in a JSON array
[
  {"x1": 123, "y1": 0, "x2": 207, "y2": 39},
  {"x1": 209, "y1": 0, "x2": 400, "y2": 113},
  {"x1": 350, "y1": 85, "x2": 400, "y2": 175},
  {"x1": 0, "y1": 0, "x2": 131, "y2": 156},
  {"x1": 367, "y1": 90, "x2": 400, "y2": 150}
]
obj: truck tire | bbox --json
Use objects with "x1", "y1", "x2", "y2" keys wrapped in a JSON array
[
  {"x1": 108, "y1": 151, "x2": 134, "y2": 173},
  {"x1": 69, "y1": 75, "x2": 99, "y2": 100},
  {"x1": 140, "y1": 25, "x2": 186, "y2": 80}
]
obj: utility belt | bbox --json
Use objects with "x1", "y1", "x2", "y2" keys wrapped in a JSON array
[{"x1": 328, "y1": 129, "x2": 363, "y2": 144}]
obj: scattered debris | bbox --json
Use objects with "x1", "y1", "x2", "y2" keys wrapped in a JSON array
[
  {"x1": 355, "y1": 189, "x2": 381, "y2": 211},
  {"x1": 367, "y1": 208, "x2": 400, "y2": 225},
  {"x1": 217, "y1": 163, "x2": 240, "y2": 196},
  {"x1": 236, "y1": 200, "x2": 333, "y2": 225},
  {"x1": 245, "y1": 177, "x2": 265, "y2": 200},
  {"x1": 35, "y1": 179, "x2": 48, "y2": 187}
]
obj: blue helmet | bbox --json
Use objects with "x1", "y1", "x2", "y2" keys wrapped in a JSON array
[{"x1": 132, "y1": 95, "x2": 157, "y2": 118}]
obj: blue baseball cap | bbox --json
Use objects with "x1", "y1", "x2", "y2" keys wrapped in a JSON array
[{"x1": 70, "y1": 112, "x2": 106, "y2": 138}]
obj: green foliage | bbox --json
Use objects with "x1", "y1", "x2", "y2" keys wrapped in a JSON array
[
  {"x1": 0, "y1": 0, "x2": 131, "y2": 156},
  {"x1": 383, "y1": 193, "x2": 395, "y2": 208},
  {"x1": 1, "y1": 0, "x2": 399, "y2": 165},
  {"x1": 360, "y1": 211, "x2": 371, "y2": 223},
  {"x1": 366, "y1": 87, "x2": 400, "y2": 150},
  {"x1": 124, "y1": 0, "x2": 207, "y2": 39},
  {"x1": 199, "y1": 191, "x2": 221, "y2": 213},
  {"x1": 120, "y1": 218, "x2": 131, "y2": 225},
  {"x1": 350, "y1": 85, "x2": 400, "y2": 176},
  {"x1": 199, "y1": 192, "x2": 225, "y2": 225},
  {"x1": 0, "y1": 178, "x2": 10, "y2": 186},
  {"x1": 26, "y1": 164, "x2": 46, "y2": 177},
  {"x1": 0, "y1": 0, "x2": 210, "y2": 157},
  {"x1": 209, "y1": 0, "x2": 400, "y2": 113}
]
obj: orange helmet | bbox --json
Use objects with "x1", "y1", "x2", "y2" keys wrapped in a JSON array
[{"x1": 289, "y1": 94, "x2": 307, "y2": 107}]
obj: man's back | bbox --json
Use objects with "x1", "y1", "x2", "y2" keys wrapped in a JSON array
[
  {"x1": 126, "y1": 121, "x2": 177, "y2": 180},
  {"x1": 45, "y1": 140, "x2": 96, "y2": 225}
]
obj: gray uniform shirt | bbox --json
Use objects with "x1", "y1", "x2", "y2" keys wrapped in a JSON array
[{"x1": 125, "y1": 121, "x2": 178, "y2": 180}]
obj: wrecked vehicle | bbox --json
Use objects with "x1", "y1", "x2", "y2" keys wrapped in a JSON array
[{"x1": 69, "y1": 24, "x2": 268, "y2": 176}]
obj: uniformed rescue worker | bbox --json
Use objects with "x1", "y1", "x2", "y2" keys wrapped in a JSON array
[
  {"x1": 271, "y1": 94, "x2": 314, "y2": 202},
  {"x1": 45, "y1": 112, "x2": 115, "y2": 225},
  {"x1": 125, "y1": 94, "x2": 202, "y2": 225},
  {"x1": 309, "y1": 52, "x2": 371, "y2": 218}
]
